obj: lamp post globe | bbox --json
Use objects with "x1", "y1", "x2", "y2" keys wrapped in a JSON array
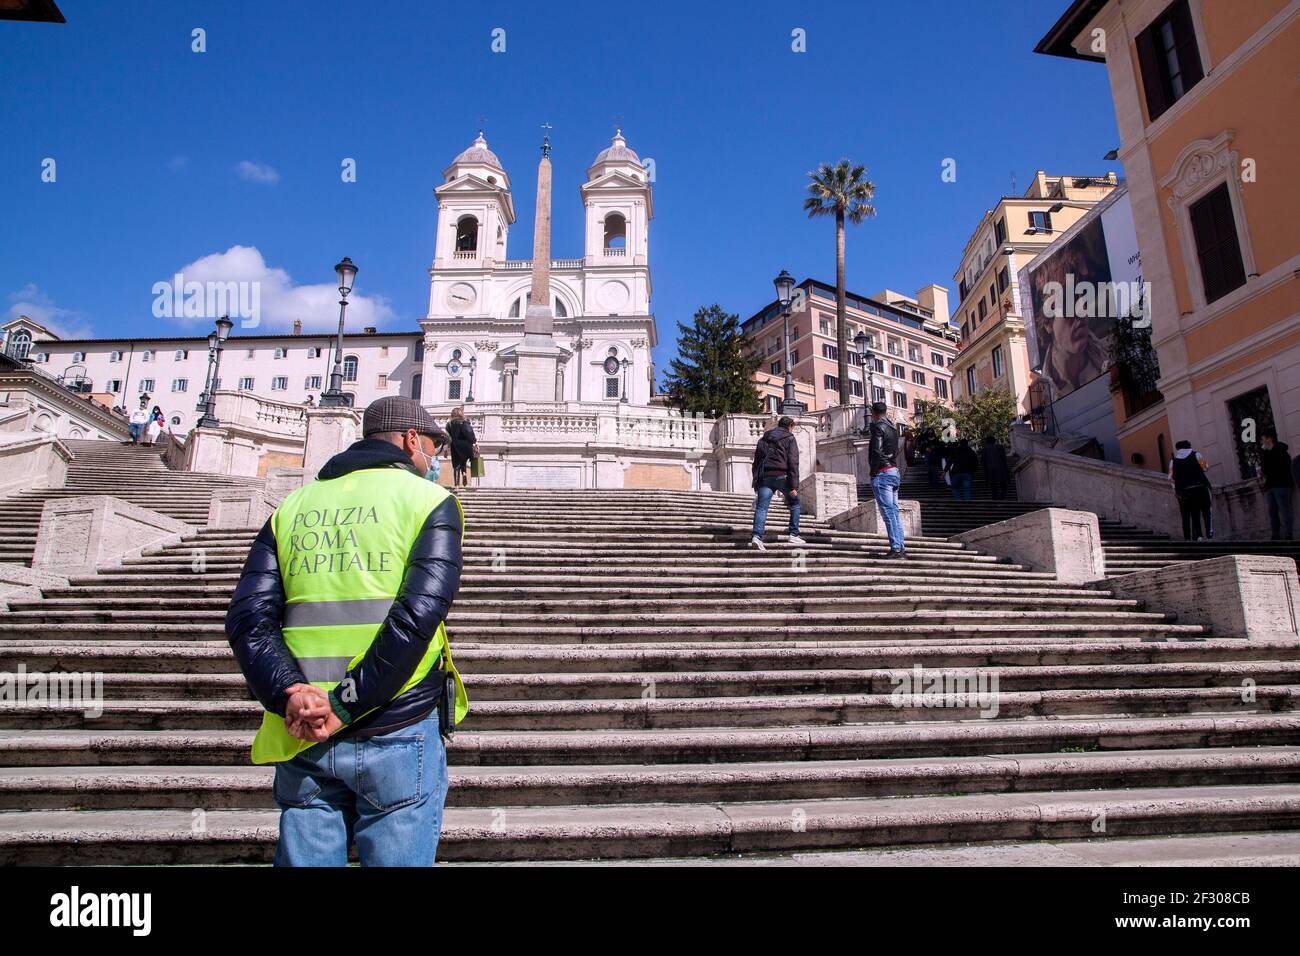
[{"x1": 321, "y1": 257, "x2": 358, "y2": 407}]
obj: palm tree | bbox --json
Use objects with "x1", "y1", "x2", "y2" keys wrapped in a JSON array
[{"x1": 804, "y1": 160, "x2": 876, "y2": 406}]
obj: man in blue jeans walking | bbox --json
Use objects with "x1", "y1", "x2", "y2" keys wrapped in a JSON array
[
  {"x1": 867, "y1": 401, "x2": 906, "y2": 559},
  {"x1": 750, "y1": 416, "x2": 804, "y2": 550}
]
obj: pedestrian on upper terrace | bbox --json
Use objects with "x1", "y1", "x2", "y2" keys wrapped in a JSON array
[
  {"x1": 1256, "y1": 428, "x2": 1294, "y2": 540},
  {"x1": 1168, "y1": 439, "x2": 1213, "y2": 541},
  {"x1": 945, "y1": 438, "x2": 979, "y2": 502},
  {"x1": 980, "y1": 437, "x2": 1011, "y2": 501},
  {"x1": 750, "y1": 415, "x2": 804, "y2": 550}
]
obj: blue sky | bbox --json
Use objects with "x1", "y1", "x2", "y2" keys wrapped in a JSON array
[{"x1": 1, "y1": 0, "x2": 1119, "y2": 379}]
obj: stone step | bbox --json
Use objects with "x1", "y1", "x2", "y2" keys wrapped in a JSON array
[
  {"x1": 1, "y1": 747, "x2": 1295, "y2": 811},
  {"x1": 1, "y1": 685, "x2": 1291, "y2": 731},
  {"x1": 672, "y1": 830, "x2": 1300, "y2": 867},
  {"x1": 3, "y1": 783, "x2": 1297, "y2": 864},
  {"x1": 0, "y1": 621, "x2": 1208, "y2": 643},
  {"x1": 3, "y1": 713, "x2": 1295, "y2": 767},
  {"x1": 8, "y1": 661, "x2": 1295, "y2": 702},
  {"x1": 6, "y1": 637, "x2": 1293, "y2": 675}
]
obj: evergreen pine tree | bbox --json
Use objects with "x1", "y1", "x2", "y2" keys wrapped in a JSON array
[{"x1": 663, "y1": 304, "x2": 764, "y2": 417}]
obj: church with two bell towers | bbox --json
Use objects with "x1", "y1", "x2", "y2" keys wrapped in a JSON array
[{"x1": 419, "y1": 130, "x2": 657, "y2": 410}]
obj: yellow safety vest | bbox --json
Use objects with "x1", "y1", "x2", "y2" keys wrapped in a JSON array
[{"x1": 250, "y1": 466, "x2": 468, "y2": 764}]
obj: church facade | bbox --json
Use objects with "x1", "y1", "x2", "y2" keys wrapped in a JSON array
[{"x1": 419, "y1": 131, "x2": 657, "y2": 410}]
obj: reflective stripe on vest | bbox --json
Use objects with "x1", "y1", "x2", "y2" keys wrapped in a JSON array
[{"x1": 249, "y1": 466, "x2": 468, "y2": 764}]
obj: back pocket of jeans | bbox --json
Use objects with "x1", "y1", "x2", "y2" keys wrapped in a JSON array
[
  {"x1": 357, "y1": 734, "x2": 425, "y2": 812},
  {"x1": 272, "y1": 762, "x2": 324, "y2": 808}
]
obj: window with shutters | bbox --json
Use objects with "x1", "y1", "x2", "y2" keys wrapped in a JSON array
[
  {"x1": 966, "y1": 367, "x2": 977, "y2": 396},
  {"x1": 912, "y1": 370, "x2": 925, "y2": 386},
  {"x1": 1029, "y1": 210, "x2": 1052, "y2": 233},
  {"x1": 1135, "y1": 0, "x2": 1203, "y2": 122},
  {"x1": 871, "y1": 385, "x2": 886, "y2": 403},
  {"x1": 1188, "y1": 183, "x2": 1246, "y2": 303},
  {"x1": 893, "y1": 391, "x2": 906, "y2": 409},
  {"x1": 997, "y1": 266, "x2": 1010, "y2": 294},
  {"x1": 935, "y1": 379, "x2": 948, "y2": 400},
  {"x1": 994, "y1": 218, "x2": 1006, "y2": 244},
  {"x1": 890, "y1": 363, "x2": 905, "y2": 380},
  {"x1": 770, "y1": 361, "x2": 782, "y2": 375},
  {"x1": 992, "y1": 345, "x2": 1005, "y2": 379}
]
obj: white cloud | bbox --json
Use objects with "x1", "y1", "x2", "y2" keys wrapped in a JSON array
[
  {"x1": 167, "y1": 155, "x2": 189, "y2": 171},
  {"x1": 164, "y1": 245, "x2": 396, "y2": 333},
  {"x1": 6, "y1": 284, "x2": 94, "y2": 339},
  {"x1": 234, "y1": 160, "x2": 280, "y2": 184}
]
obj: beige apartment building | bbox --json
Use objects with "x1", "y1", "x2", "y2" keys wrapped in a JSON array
[
  {"x1": 1037, "y1": 0, "x2": 1300, "y2": 509},
  {"x1": 742, "y1": 279, "x2": 959, "y2": 418},
  {"x1": 951, "y1": 171, "x2": 1119, "y2": 412}
]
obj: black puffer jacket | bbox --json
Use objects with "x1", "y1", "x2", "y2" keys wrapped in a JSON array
[
  {"x1": 225, "y1": 439, "x2": 463, "y2": 740},
  {"x1": 752, "y1": 426, "x2": 799, "y2": 489}
]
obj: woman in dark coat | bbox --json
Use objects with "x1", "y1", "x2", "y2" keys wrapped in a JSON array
[{"x1": 445, "y1": 406, "x2": 479, "y2": 487}]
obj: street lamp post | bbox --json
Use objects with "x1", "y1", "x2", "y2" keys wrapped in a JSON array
[
  {"x1": 619, "y1": 357, "x2": 630, "y2": 403},
  {"x1": 196, "y1": 315, "x2": 234, "y2": 428},
  {"x1": 772, "y1": 269, "x2": 806, "y2": 417},
  {"x1": 319, "y1": 257, "x2": 358, "y2": 407},
  {"x1": 466, "y1": 355, "x2": 477, "y2": 403},
  {"x1": 854, "y1": 329, "x2": 874, "y2": 433}
]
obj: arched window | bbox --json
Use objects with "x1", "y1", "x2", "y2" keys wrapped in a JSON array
[
  {"x1": 8, "y1": 330, "x2": 32, "y2": 359},
  {"x1": 508, "y1": 292, "x2": 567, "y2": 318},
  {"x1": 410, "y1": 373, "x2": 423, "y2": 401},
  {"x1": 342, "y1": 355, "x2": 358, "y2": 382},
  {"x1": 603, "y1": 213, "x2": 627, "y2": 249},
  {"x1": 455, "y1": 216, "x2": 479, "y2": 252}
]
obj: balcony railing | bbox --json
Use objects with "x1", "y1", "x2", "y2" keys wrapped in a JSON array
[
  {"x1": 602, "y1": 247, "x2": 627, "y2": 257},
  {"x1": 499, "y1": 258, "x2": 584, "y2": 271}
]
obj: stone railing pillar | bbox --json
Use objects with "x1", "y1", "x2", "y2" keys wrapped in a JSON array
[
  {"x1": 1101, "y1": 555, "x2": 1300, "y2": 640},
  {"x1": 32, "y1": 496, "x2": 196, "y2": 577},
  {"x1": 303, "y1": 407, "x2": 361, "y2": 475},
  {"x1": 953, "y1": 508, "x2": 1105, "y2": 584}
]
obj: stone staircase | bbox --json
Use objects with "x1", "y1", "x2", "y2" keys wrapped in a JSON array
[
  {"x1": 0, "y1": 442, "x2": 1298, "y2": 863},
  {"x1": 0, "y1": 439, "x2": 262, "y2": 566},
  {"x1": 860, "y1": 465, "x2": 1300, "y2": 577}
]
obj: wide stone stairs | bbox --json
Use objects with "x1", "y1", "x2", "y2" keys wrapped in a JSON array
[
  {"x1": 0, "y1": 457, "x2": 1298, "y2": 863},
  {"x1": 0, "y1": 439, "x2": 262, "y2": 566}
]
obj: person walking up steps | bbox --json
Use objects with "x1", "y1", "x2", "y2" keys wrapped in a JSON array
[
  {"x1": 867, "y1": 401, "x2": 906, "y2": 559},
  {"x1": 1168, "y1": 439, "x2": 1214, "y2": 541},
  {"x1": 750, "y1": 416, "x2": 804, "y2": 550}
]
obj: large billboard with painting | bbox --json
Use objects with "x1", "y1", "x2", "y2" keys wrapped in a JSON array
[{"x1": 1019, "y1": 190, "x2": 1143, "y2": 400}]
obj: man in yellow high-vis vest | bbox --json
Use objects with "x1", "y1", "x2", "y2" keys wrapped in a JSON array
[{"x1": 226, "y1": 396, "x2": 466, "y2": 866}]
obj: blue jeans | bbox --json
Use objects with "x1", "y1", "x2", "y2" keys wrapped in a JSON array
[
  {"x1": 1266, "y1": 486, "x2": 1294, "y2": 539},
  {"x1": 871, "y1": 469, "x2": 905, "y2": 552},
  {"x1": 128, "y1": 422, "x2": 143, "y2": 443},
  {"x1": 752, "y1": 478, "x2": 800, "y2": 538},
  {"x1": 950, "y1": 472, "x2": 973, "y2": 501},
  {"x1": 272, "y1": 713, "x2": 448, "y2": 866}
]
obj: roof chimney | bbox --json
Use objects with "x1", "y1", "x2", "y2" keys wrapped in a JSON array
[{"x1": 292, "y1": 319, "x2": 302, "y2": 336}]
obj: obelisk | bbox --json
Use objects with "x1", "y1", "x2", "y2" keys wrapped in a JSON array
[
  {"x1": 524, "y1": 128, "x2": 554, "y2": 342},
  {"x1": 516, "y1": 125, "x2": 564, "y2": 401}
]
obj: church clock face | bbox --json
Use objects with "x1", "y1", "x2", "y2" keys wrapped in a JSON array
[{"x1": 445, "y1": 283, "x2": 476, "y2": 311}]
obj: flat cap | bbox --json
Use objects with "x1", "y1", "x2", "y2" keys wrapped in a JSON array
[{"x1": 362, "y1": 396, "x2": 443, "y2": 438}]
